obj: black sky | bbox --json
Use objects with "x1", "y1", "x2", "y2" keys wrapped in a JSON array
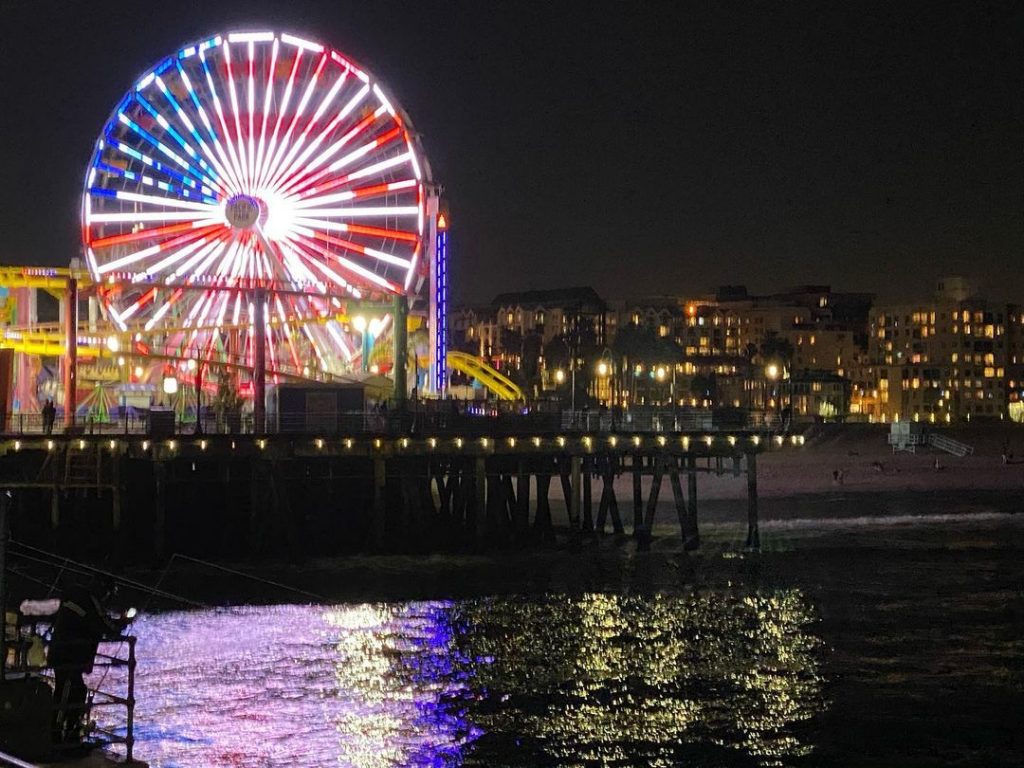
[{"x1": 1, "y1": 0, "x2": 1021, "y2": 303}]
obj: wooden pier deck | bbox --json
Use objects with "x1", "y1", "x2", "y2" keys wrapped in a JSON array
[{"x1": 0, "y1": 431, "x2": 803, "y2": 561}]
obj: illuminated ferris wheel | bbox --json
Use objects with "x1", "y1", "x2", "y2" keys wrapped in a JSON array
[{"x1": 83, "y1": 31, "x2": 430, "y2": 376}]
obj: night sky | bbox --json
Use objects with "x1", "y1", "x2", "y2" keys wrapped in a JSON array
[{"x1": 1, "y1": 0, "x2": 1020, "y2": 303}]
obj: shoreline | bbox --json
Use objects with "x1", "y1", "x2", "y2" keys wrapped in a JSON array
[{"x1": 121, "y1": 487, "x2": 1023, "y2": 608}]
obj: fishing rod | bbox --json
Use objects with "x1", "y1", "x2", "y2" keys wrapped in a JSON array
[{"x1": 8, "y1": 541, "x2": 208, "y2": 608}]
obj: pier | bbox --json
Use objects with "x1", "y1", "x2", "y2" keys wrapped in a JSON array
[{"x1": 0, "y1": 425, "x2": 798, "y2": 563}]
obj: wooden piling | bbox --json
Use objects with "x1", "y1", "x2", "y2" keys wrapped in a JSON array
[
  {"x1": 745, "y1": 451, "x2": 760, "y2": 549},
  {"x1": 534, "y1": 469, "x2": 554, "y2": 542},
  {"x1": 473, "y1": 456, "x2": 486, "y2": 544},
  {"x1": 372, "y1": 456, "x2": 387, "y2": 549},
  {"x1": 669, "y1": 457, "x2": 698, "y2": 548},
  {"x1": 569, "y1": 456, "x2": 582, "y2": 532},
  {"x1": 582, "y1": 456, "x2": 593, "y2": 532},
  {"x1": 514, "y1": 462, "x2": 529, "y2": 535},
  {"x1": 632, "y1": 452, "x2": 643, "y2": 536},
  {"x1": 153, "y1": 460, "x2": 166, "y2": 560},
  {"x1": 49, "y1": 488, "x2": 59, "y2": 530},
  {"x1": 684, "y1": 454, "x2": 700, "y2": 549},
  {"x1": 111, "y1": 450, "x2": 121, "y2": 531},
  {"x1": 639, "y1": 457, "x2": 664, "y2": 551}
]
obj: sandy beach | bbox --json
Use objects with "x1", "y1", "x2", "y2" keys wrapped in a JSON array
[{"x1": 589, "y1": 423, "x2": 1024, "y2": 504}]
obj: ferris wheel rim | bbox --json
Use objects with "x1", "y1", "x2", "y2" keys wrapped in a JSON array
[
  {"x1": 83, "y1": 30, "x2": 431, "y2": 297},
  {"x1": 81, "y1": 30, "x2": 433, "y2": 375}
]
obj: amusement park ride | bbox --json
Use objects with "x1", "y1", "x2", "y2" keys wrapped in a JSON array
[{"x1": 0, "y1": 30, "x2": 521, "y2": 431}]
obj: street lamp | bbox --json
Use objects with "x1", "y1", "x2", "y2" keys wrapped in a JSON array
[{"x1": 553, "y1": 367, "x2": 576, "y2": 410}]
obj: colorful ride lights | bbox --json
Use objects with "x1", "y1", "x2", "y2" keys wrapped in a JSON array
[{"x1": 84, "y1": 30, "x2": 431, "y2": 376}]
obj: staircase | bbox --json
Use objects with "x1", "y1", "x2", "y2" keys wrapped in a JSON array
[
  {"x1": 64, "y1": 445, "x2": 102, "y2": 485},
  {"x1": 927, "y1": 432, "x2": 974, "y2": 457}
]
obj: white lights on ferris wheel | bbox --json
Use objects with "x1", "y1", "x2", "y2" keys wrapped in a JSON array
[{"x1": 83, "y1": 31, "x2": 430, "y2": 376}]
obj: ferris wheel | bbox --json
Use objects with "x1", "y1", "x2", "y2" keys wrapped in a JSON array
[{"x1": 83, "y1": 31, "x2": 430, "y2": 377}]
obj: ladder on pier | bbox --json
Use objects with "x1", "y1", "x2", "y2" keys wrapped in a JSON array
[{"x1": 64, "y1": 444, "x2": 104, "y2": 486}]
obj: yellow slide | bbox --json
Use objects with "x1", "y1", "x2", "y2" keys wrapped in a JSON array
[{"x1": 447, "y1": 351, "x2": 524, "y2": 401}]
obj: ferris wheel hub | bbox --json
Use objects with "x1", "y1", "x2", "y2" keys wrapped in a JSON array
[{"x1": 225, "y1": 195, "x2": 262, "y2": 231}]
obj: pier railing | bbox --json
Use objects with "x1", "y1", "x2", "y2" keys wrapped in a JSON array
[{"x1": 1, "y1": 406, "x2": 782, "y2": 438}]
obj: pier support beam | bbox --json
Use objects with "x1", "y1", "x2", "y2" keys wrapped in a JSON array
[
  {"x1": 63, "y1": 278, "x2": 78, "y2": 431},
  {"x1": 372, "y1": 457, "x2": 386, "y2": 549},
  {"x1": 253, "y1": 289, "x2": 266, "y2": 434},
  {"x1": 473, "y1": 456, "x2": 486, "y2": 544},
  {"x1": 745, "y1": 451, "x2": 760, "y2": 550},
  {"x1": 514, "y1": 463, "x2": 529, "y2": 537},
  {"x1": 632, "y1": 453, "x2": 643, "y2": 536},
  {"x1": 569, "y1": 456, "x2": 582, "y2": 532},
  {"x1": 638, "y1": 457, "x2": 664, "y2": 551},
  {"x1": 685, "y1": 454, "x2": 700, "y2": 549},
  {"x1": 582, "y1": 456, "x2": 593, "y2": 532},
  {"x1": 393, "y1": 294, "x2": 408, "y2": 407},
  {"x1": 154, "y1": 460, "x2": 166, "y2": 560}
]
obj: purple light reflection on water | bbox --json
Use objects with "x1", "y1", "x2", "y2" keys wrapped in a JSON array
[{"x1": 93, "y1": 603, "x2": 483, "y2": 767}]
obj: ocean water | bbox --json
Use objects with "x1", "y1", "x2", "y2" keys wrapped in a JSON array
[{"x1": 93, "y1": 511, "x2": 1024, "y2": 767}]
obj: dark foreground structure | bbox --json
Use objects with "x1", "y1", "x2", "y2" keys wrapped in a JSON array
[{"x1": 0, "y1": 431, "x2": 783, "y2": 564}]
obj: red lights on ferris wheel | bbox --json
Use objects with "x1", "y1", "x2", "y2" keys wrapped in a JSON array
[{"x1": 82, "y1": 30, "x2": 432, "y2": 376}]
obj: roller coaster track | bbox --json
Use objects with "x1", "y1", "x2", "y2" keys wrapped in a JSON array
[{"x1": 447, "y1": 351, "x2": 524, "y2": 401}]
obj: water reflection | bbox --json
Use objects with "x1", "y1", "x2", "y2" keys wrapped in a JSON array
[{"x1": 97, "y1": 592, "x2": 824, "y2": 767}]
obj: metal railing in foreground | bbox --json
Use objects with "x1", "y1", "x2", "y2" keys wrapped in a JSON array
[{"x1": 4, "y1": 615, "x2": 136, "y2": 763}]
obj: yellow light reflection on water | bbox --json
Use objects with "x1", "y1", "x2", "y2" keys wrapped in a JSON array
[{"x1": 92, "y1": 592, "x2": 824, "y2": 766}]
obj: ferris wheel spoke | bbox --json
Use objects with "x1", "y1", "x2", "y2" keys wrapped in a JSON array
[
  {"x1": 221, "y1": 42, "x2": 250, "y2": 191},
  {"x1": 293, "y1": 150, "x2": 412, "y2": 201},
  {"x1": 94, "y1": 221, "x2": 224, "y2": 275},
  {"x1": 288, "y1": 233, "x2": 400, "y2": 294},
  {"x1": 199, "y1": 49, "x2": 246, "y2": 194},
  {"x1": 345, "y1": 223, "x2": 420, "y2": 243},
  {"x1": 91, "y1": 158, "x2": 219, "y2": 206},
  {"x1": 251, "y1": 38, "x2": 279, "y2": 194},
  {"x1": 255, "y1": 47, "x2": 304, "y2": 193},
  {"x1": 88, "y1": 220, "x2": 217, "y2": 250},
  {"x1": 91, "y1": 188, "x2": 222, "y2": 214},
  {"x1": 115, "y1": 110, "x2": 221, "y2": 193},
  {"x1": 279, "y1": 240, "x2": 343, "y2": 289},
  {"x1": 179, "y1": 236, "x2": 232, "y2": 282},
  {"x1": 174, "y1": 62, "x2": 246, "y2": 194},
  {"x1": 148, "y1": 78, "x2": 234, "y2": 197},
  {"x1": 292, "y1": 205, "x2": 419, "y2": 220},
  {"x1": 307, "y1": 229, "x2": 412, "y2": 269},
  {"x1": 135, "y1": 235, "x2": 213, "y2": 282},
  {"x1": 105, "y1": 135, "x2": 213, "y2": 196},
  {"x1": 118, "y1": 287, "x2": 160, "y2": 322},
  {"x1": 168, "y1": 234, "x2": 230, "y2": 282},
  {"x1": 133, "y1": 93, "x2": 226, "y2": 196},
  {"x1": 274, "y1": 86, "x2": 374, "y2": 197},
  {"x1": 143, "y1": 288, "x2": 184, "y2": 331},
  {"x1": 260, "y1": 52, "x2": 328, "y2": 193},
  {"x1": 288, "y1": 178, "x2": 416, "y2": 210},
  {"x1": 268, "y1": 78, "x2": 363, "y2": 196},
  {"x1": 276, "y1": 240, "x2": 331, "y2": 291},
  {"x1": 89, "y1": 210, "x2": 222, "y2": 224},
  {"x1": 246, "y1": 42, "x2": 257, "y2": 192},
  {"x1": 283, "y1": 116, "x2": 396, "y2": 198},
  {"x1": 264, "y1": 67, "x2": 350, "y2": 193}
]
